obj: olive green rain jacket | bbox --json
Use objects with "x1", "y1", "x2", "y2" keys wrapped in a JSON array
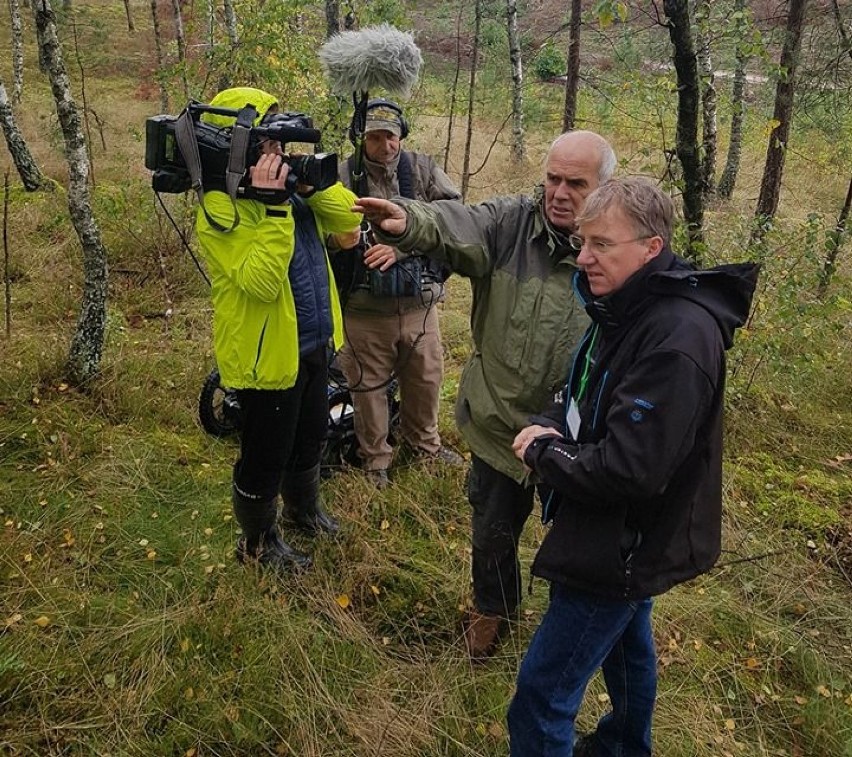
[
  {"x1": 380, "y1": 190, "x2": 589, "y2": 481},
  {"x1": 195, "y1": 87, "x2": 361, "y2": 389}
]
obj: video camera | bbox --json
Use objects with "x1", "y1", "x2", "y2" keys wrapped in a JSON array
[{"x1": 144, "y1": 101, "x2": 338, "y2": 203}]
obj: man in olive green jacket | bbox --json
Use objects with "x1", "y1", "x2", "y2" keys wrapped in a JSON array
[{"x1": 354, "y1": 131, "x2": 616, "y2": 658}]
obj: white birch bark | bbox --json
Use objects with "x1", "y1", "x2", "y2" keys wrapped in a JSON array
[
  {"x1": 9, "y1": 0, "x2": 25, "y2": 103},
  {"x1": 34, "y1": 0, "x2": 109, "y2": 384},
  {"x1": 506, "y1": 0, "x2": 525, "y2": 161},
  {"x1": 694, "y1": 0, "x2": 717, "y2": 196},
  {"x1": 0, "y1": 77, "x2": 47, "y2": 191}
]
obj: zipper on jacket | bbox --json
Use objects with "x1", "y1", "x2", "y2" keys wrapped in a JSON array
[
  {"x1": 591, "y1": 370, "x2": 609, "y2": 432},
  {"x1": 252, "y1": 317, "x2": 269, "y2": 380},
  {"x1": 562, "y1": 325, "x2": 595, "y2": 435}
]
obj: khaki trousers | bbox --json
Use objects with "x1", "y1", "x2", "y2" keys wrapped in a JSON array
[{"x1": 338, "y1": 307, "x2": 444, "y2": 471}]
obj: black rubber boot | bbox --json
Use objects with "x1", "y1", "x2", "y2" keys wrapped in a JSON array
[
  {"x1": 280, "y1": 463, "x2": 340, "y2": 536},
  {"x1": 232, "y1": 485, "x2": 311, "y2": 572}
]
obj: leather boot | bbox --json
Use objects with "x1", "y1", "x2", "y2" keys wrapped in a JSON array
[
  {"x1": 232, "y1": 485, "x2": 311, "y2": 572},
  {"x1": 462, "y1": 608, "x2": 507, "y2": 661},
  {"x1": 280, "y1": 463, "x2": 340, "y2": 536}
]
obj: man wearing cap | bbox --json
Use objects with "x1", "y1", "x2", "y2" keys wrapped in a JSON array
[{"x1": 334, "y1": 98, "x2": 463, "y2": 488}]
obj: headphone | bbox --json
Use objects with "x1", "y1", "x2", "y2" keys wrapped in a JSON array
[{"x1": 349, "y1": 98, "x2": 409, "y2": 144}]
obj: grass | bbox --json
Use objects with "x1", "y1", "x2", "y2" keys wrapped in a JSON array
[{"x1": 3, "y1": 2, "x2": 852, "y2": 755}]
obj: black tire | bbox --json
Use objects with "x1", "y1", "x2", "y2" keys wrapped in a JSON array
[
  {"x1": 198, "y1": 368, "x2": 239, "y2": 438},
  {"x1": 322, "y1": 388, "x2": 360, "y2": 475}
]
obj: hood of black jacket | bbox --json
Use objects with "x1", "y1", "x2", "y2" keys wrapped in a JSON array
[{"x1": 576, "y1": 248, "x2": 760, "y2": 349}]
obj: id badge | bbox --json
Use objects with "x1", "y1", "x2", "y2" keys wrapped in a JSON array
[{"x1": 566, "y1": 396, "x2": 581, "y2": 441}]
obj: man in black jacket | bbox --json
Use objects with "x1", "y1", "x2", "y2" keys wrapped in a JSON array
[{"x1": 507, "y1": 177, "x2": 758, "y2": 757}]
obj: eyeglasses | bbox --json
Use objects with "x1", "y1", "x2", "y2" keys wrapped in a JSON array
[{"x1": 569, "y1": 234, "x2": 650, "y2": 255}]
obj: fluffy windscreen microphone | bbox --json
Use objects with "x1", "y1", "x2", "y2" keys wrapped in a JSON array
[{"x1": 319, "y1": 23, "x2": 422, "y2": 98}]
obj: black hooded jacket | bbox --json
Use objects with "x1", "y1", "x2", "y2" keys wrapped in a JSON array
[{"x1": 524, "y1": 249, "x2": 759, "y2": 599}]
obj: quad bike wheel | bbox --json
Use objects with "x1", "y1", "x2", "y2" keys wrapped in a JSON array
[{"x1": 198, "y1": 368, "x2": 240, "y2": 438}]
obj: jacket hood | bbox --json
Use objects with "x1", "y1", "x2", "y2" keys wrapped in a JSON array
[
  {"x1": 200, "y1": 87, "x2": 278, "y2": 128},
  {"x1": 577, "y1": 249, "x2": 759, "y2": 349}
]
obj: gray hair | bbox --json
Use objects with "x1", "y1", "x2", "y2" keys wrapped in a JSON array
[
  {"x1": 577, "y1": 177, "x2": 674, "y2": 244},
  {"x1": 547, "y1": 130, "x2": 617, "y2": 183}
]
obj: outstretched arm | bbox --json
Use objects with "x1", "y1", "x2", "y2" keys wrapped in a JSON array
[{"x1": 352, "y1": 197, "x2": 408, "y2": 236}]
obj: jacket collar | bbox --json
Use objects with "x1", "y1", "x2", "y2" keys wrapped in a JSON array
[
  {"x1": 532, "y1": 184, "x2": 578, "y2": 260},
  {"x1": 579, "y1": 249, "x2": 677, "y2": 330},
  {"x1": 364, "y1": 150, "x2": 401, "y2": 183}
]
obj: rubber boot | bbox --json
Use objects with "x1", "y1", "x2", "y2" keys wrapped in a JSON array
[
  {"x1": 280, "y1": 463, "x2": 340, "y2": 536},
  {"x1": 232, "y1": 485, "x2": 311, "y2": 571}
]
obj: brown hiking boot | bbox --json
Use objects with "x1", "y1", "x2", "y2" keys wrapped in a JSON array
[{"x1": 462, "y1": 608, "x2": 506, "y2": 661}]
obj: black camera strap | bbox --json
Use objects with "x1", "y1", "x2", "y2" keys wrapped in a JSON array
[{"x1": 175, "y1": 105, "x2": 258, "y2": 233}]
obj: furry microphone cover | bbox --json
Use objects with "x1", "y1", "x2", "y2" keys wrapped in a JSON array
[{"x1": 319, "y1": 24, "x2": 423, "y2": 98}]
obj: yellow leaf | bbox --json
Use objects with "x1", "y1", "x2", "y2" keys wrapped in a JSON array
[
  {"x1": 204, "y1": 528, "x2": 213, "y2": 536},
  {"x1": 370, "y1": 585, "x2": 380, "y2": 596},
  {"x1": 336, "y1": 594, "x2": 351, "y2": 609},
  {"x1": 744, "y1": 657, "x2": 760, "y2": 670},
  {"x1": 724, "y1": 718, "x2": 735, "y2": 731},
  {"x1": 34, "y1": 615, "x2": 51, "y2": 628},
  {"x1": 4, "y1": 613, "x2": 23, "y2": 629},
  {"x1": 146, "y1": 550, "x2": 157, "y2": 561},
  {"x1": 815, "y1": 685, "x2": 831, "y2": 698},
  {"x1": 180, "y1": 638, "x2": 190, "y2": 652},
  {"x1": 23, "y1": 553, "x2": 32, "y2": 563},
  {"x1": 487, "y1": 721, "x2": 504, "y2": 738},
  {"x1": 794, "y1": 695, "x2": 808, "y2": 705},
  {"x1": 380, "y1": 519, "x2": 390, "y2": 531},
  {"x1": 184, "y1": 688, "x2": 195, "y2": 702}
]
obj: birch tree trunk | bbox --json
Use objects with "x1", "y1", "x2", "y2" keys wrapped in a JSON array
[
  {"x1": 754, "y1": 0, "x2": 807, "y2": 228},
  {"x1": 3, "y1": 170, "x2": 10, "y2": 337},
  {"x1": 817, "y1": 175, "x2": 851, "y2": 296},
  {"x1": 218, "y1": 0, "x2": 239, "y2": 90},
  {"x1": 0, "y1": 78, "x2": 47, "y2": 191},
  {"x1": 122, "y1": 0, "x2": 134, "y2": 31},
  {"x1": 717, "y1": 0, "x2": 748, "y2": 200},
  {"x1": 171, "y1": 0, "x2": 190, "y2": 100},
  {"x1": 206, "y1": 0, "x2": 215, "y2": 54},
  {"x1": 562, "y1": 0, "x2": 581, "y2": 131},
  {"x1": 817, "y1": 1, "x2": 852, "y2": 294},
  {"x1": 150, "y1": 0, "x2": 168, "y2": 111},
  {"x1": 9, "y1": 0, "x2": 25, "y2": 103},
  {"x1": 34, "y1": 0, "x2": 109, "y2": 385},
  {"x1": 325, "y1": 0, "x2": 339, "y2": 38},
  {"x1": 223, "y1": 0, "x2": 238, "y2": 48},
  {"x1": 461, "y1": 0, "x2": 481, "y2": 201},
  {"x1": 506, "y1": 0, "x2": 525, "y2": 161},
  {"x1": 694, "y1": 0, "x2": 717, "y2": 197},
  {"x1": 664, "y1": 0, "x2": 704, "y2": 256},
  {"x1": 442, "y1": 0, "x2": 464, "y2": 174}
]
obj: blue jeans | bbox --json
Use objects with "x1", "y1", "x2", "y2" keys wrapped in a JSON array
[{"x1": 507, "y1": 584, "x2": 656, "y2": 757}]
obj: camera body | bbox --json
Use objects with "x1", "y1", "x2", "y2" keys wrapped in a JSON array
[{"x1": 144, "y1": 104, "x2": 339, "y2": 201}]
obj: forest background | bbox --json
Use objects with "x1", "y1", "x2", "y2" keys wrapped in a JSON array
[{"x1": 1, "y1": 0, "x2": 851, "y2": 755}]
